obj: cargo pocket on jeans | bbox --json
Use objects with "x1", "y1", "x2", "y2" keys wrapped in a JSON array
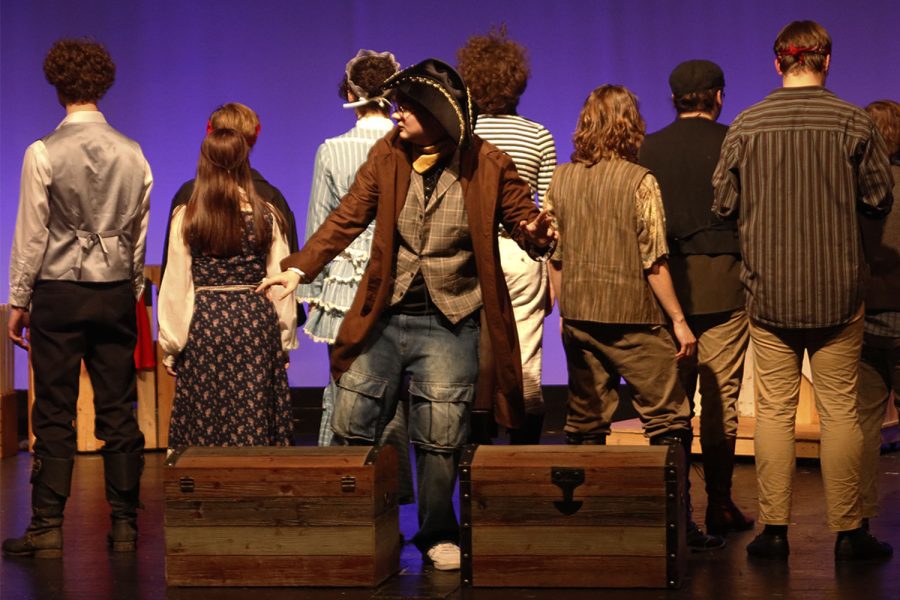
[
  {"x1": 332, "y1": 370, "x2": 389, "y2": 442},
  {"x1": 408, "y1": 381, "x2": 474, "y2": 450}
]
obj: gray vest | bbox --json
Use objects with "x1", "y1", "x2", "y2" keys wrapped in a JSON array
[
  {"x1": 553, "y1": 159, "x2": 665, "y2": 324},
  {"x1": 390, "y1": 157, "x2": 482, "y2": 323},
  {"x1": 38, "y1": 121, "x2": 147, "y2": 284}
]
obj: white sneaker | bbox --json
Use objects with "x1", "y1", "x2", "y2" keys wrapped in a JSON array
[{"x1": 426, "y1": 542, "x2": 461, "y2": 571}]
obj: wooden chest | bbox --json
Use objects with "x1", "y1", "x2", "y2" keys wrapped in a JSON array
[
  {"x1": 459, "y1": 445, "x2": 686, "y2": 589},
  {"x1": 164, "y1": 446, "x2": 400, "y2": 587}
]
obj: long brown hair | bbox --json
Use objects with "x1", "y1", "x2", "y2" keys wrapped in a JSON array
[
  {"x1": 571, "y1": 85, "x2": 645, "y2": 165},
  {"x1": 183, "y1": 128, "x2": 276, "y2": 256}
]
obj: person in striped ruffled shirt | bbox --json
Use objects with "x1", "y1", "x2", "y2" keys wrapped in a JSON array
[{"x1": 457, "y1": 27, "x2": 557, "y2": 444}]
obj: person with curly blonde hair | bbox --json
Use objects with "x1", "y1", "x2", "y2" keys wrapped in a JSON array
[
  {"x1": 457, "y1": 28, "x2": 556, "y2": 444},
  {"x1": 545, "y1": 83, "x2": 700, "y2": 546},
  {"x1": 5, "y1": 38, "x2": 152, "y2": 558}
]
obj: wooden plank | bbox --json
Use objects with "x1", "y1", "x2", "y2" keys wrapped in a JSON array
[
  {"x1": 163, "y1": 476, "x2": 373, "y2": 500},
  {"x1": 470, "y1": 467, "x2": 667, "y2": 497},
  {"x1": 470, "y1": 444, "x2": 669, "y2": 467},
  {"x1": 471, "y1": 555, "x2": 668, "y2": 588},
  {"x1": 1, "y1": 393, "x2": 18, "y2": 458},
  {"x1": 155, "y1": 342, "x2": 174, "y2": 449},
  {"x1": 0, "y1": 305, "x2": 13, "y2": 395},
  {"x1": 165, "y1": 555, "x2": 382, "y2": 587},
  {"x1": 170, "y1": 445, "x2": 374, "y2": 466},
  {"x1": 471, "y1": 525, "x2": 665, "y2": 556},
  {"x1": 165, "y1": 525, "x2": 375, "y2": 555},
  {"x1": 164, "y1": 496, "x2": 390, "y2": 527},
  {"x1": 373, "y1": 508, "x2": 401, "y2": 586},
  {"x1": 136, "y1": 369, "x2": 157, "y2": 449},
  {"x1": 0, "y1": 306, "x2": 14, "y2": 458},
  {"x1": 470, "y1": 495, "x2": 666, "y2": 527}
]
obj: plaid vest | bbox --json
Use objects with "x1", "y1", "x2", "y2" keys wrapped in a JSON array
[{"x1": 390, "y1": 155, "x2": 482, "y2": 323}]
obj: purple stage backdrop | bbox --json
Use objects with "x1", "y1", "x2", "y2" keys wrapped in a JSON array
[{"x1": 2, "y1": 0, "x2": 898, "y2": 389}]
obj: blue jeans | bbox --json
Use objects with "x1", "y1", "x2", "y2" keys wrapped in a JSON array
[{"x1": 331, "y1": 312, "x2": 479, "y2": 552}]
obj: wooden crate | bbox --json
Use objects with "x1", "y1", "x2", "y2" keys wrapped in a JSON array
[
  {"x1": 459, "y1": 445, "x2": 686, "y2": 589},
  {"x1": 164, "y1": 446, "x2": 401, "y2": 587},
  {"x1": 1, "y1": 305, "x2": 18, "y2": 457}
]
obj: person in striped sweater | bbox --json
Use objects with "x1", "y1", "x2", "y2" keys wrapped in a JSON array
[{"x1": 457, "y1": 27, "x2": 557, "y2": 444}]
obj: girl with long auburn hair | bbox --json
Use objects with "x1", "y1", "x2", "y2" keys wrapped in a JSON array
[{"x1": 159, "y1": 128, "x2": 297, "y2": 448}]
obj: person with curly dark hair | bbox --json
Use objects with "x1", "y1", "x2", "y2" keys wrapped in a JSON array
[
  {"x1": 4, "y1": 38, "x2": 152, "y2": 558},
  {"x1": 545, "y1": 84, "x2": 700, "y2": 549},
  {"x1": 457, "y1": 28, "x2": 556, "y2": 444}
]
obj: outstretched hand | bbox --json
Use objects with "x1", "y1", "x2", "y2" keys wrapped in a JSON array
[
  {"x1": 256, "y1": 270, "x2": 301, "y2": 301},
  {"x1": 520, "y1": 210, "x2": 558, "y2": 248}
]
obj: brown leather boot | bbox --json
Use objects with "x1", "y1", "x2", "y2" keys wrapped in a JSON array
[
  {"x1": 703, "y1": 438, "x2": 754, "y2": 535},
  {"x1": 2, "y1": 456, "x2": 73, "y2": 558}
]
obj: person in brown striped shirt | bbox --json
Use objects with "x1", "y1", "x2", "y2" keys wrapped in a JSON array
[
  {"x1": 546, "y1": 85, "x2": 728, "y2": 551},
  {"x1": 712, "y1": 20, "x2": 894, "y2": 561}
]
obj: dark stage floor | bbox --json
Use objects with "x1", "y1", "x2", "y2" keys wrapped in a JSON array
[{"x1": 1, "y1": 445, "x2": 899, "y2": 600}]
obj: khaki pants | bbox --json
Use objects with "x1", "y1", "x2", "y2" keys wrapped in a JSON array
[
  {"x1": 750, "y1": 308, "x2": 864, "y2": 531},
  {"x1": 562, "y1": 320, "x2": 692, "y2": 438},
  {"x1": 857, "y1": 333, "x2": 900, "y2": 518},
  {"x1": 677, "y1": 309, "x2": 749, "y2": 445},
  {"x1": 498, "y1": 235, "x2": 548, "y2": 415}
]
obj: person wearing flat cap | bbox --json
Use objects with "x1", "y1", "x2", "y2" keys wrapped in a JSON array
[
  {"x1": 259, "y1": 58, "x2": 557, "y2": 570},
  {"x1": 639, "y1": 59, "x2": 752, "y2": 550}
]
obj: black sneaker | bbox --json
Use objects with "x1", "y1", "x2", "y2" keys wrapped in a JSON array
[
  {"x1": 746, "y1": 530, "x2": 789, "y2": 560},
  {"x1": 834, "y1": 529, "x2": 893, "y2": 561},
  {"x1": 687, "y1": 521, "x2": 725, "y2": 551}
]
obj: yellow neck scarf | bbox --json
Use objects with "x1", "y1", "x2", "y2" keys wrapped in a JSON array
[{"x1": 411, "y1": 140, "x2": 455, "y2": 174}]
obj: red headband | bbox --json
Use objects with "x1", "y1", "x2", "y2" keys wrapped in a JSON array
[
  {"x1": 205, "y1": 121, "x2": 261, "y2": 146},
  {"x1": 777, "y1": 44, "x2": 824, "y2": 65}
]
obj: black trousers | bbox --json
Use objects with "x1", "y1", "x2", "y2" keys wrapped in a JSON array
[{"x1": 29, "y1": 281, "x2": 145, "y2": 458}]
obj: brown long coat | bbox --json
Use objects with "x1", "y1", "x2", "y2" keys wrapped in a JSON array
[{"x1": 283, "y1": 129, "x2": 544, "y2": 428}]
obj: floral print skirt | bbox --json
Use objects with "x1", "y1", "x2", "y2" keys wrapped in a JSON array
[{"x1": 168, "y1": 289, "x2": 292, "y2": 447}]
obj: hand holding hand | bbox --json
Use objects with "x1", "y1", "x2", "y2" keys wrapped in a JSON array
[{"x1": 256, "y1": 270, "x2": 302, "y2": 301}]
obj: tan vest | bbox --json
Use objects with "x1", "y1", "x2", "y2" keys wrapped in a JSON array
[
  {"x1": 553, "y1": 159, "x2": 664, "y2": 324},
  {"x1": 390, "y1": 156, "x2": 482, "y2": 323}
]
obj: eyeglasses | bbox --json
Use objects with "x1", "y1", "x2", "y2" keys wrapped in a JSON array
[{"x1": 391, "y1": 103, "x2": 414, "y2": 118}]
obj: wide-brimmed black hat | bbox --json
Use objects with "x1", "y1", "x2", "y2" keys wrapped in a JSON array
[
  {"x1": 669, "y1": 59, "x2": 725, "y2": 96},
  {"x1": 381, "y1": 58, "x2": 474, "y2": 146}
]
